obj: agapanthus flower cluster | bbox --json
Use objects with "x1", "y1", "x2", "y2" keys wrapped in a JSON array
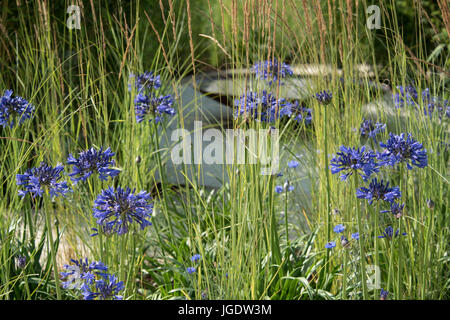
[
  {"x1": 185, "y1": 254, "x2": 202, "y2": 274},
  {"x1": 333, "y1": 224, "x2": 346, "y2": 233},
  {"x1": 359, "y1": 118, "x2": 386, "y2": 142},
  {"x1": 130, "y1": 71, "x2": 176, "y2": 124},
  {"x1": 421, "y1": 88, "x2": 449, "y2": 120},
  {"x1": 289, "y1": 101, "x2": 312, "y2": 125},
  {"x1": 287, "y1": 160, "x2": 299, "y2": 168},
  {"x1": 378, "y1": 133, "x2": 428, "y2": 169},
  {"x1": 16, "y1": 162, "x2": 70, "y2": 198},
  {"x1": 393, "y1": 85, "x2": 449, "y2": 120},
  {"x1": 380, "y1": 202, "x2": 405, "y2": 218},
  {"x1": 129, "y1": 71, "x2": 161, "y2": 93},
  {"x1": 393, "y1": 85, "x2": 418, "y2": 108},
  {"x1": 0, "y1": 89, "x2": 34, "y2": 128},
  {"x1": 378, "y1": 226, "x2": 407, "y2": 239},
  {"x1": 325, "y1": 241, "x2": 336, "y2": 249},
  {"x1": 60, "y1": 258, "x2": 108, "y2": 290},
  {"x1": 356, "y1": 178, "x2": 401, "y2": 205},
  {"x1": 351, "y1": 232, "x2": 360, "y2": 240},
  {"x1": 275, "y1": 180, "x2": 295, "y2": 193},
  {"x1": 191, "y1": 254, "x2": 201, "y2": 262},
  {"x1": 313, "y1": 90, "x2": 332, "y2": 105},
  {"x1": 186, "y1": 267, "x2": 196, "y2": 274},
  {"x1": 134, "y1": 92, "x2": 176, "y2": 123},
  {"x1": 93, "y1": 186, "x2": 153, "y2": 235},
  {"x1": 234, "y1": 90, "x2": 292, "y2": 123},
  {"x1": 16, "y1": 255, "x2": 27, "y2": 269},
  {"x1": 253, "y1": 59, "x2": 293, "y2": 85},
  {"x1": 61, "y1": 258, "x2": 124, "y2": 300},
  {"x1": 330, "y1": 146, "x2": 379, "y2": 181},
  {"x1": 66, "y1": 147, "x2": 120, "y2": 184},
  {"x1": 380, "y1": 288, "x2": 389, "y2": 300},
  {"x1": 83, "y1": 274, "x2": 124, "y2": 300}
]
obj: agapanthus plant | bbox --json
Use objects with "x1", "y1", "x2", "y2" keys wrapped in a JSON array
[
  {"x1": 393, "y1": 85, "x2": 418, "y2": 108},
  {"x1": 93, "y1": 186, "x2": 153, "y2": 235},
  {"x1": 134, "y1": 93, "x2": 176, "y2": 123},
  {"x1": 421, "y1": 88, "x2": 449, "y2": 120},
  {"x1": 187, "y1": 267, "x2": 197, "y2": 274},
  {"x1": 16, "y1": 162, "x2": 70, "y2": 198},
  {"x1": 130, "y1": 71, "x2": 176, "y2": 124},
  {"x1": 82, "y1": 273, "x2": 124, "y2": 300},
  {"x1": 325, "y1": 241, "x2": 336, "y2": 249},
  {"x1": 66, "y1": 147, "x2": 120, "y2": 184},
  {"x1": 359, "y1": 118, "x2": 386, "y2": 142},
  {"x1": 262, "y1": 96, "x2": 293, "y2": 122},
  {"x1": 380, "y1": 202, "x2": 405, "y2": 218},
  {"x1": 333, "y1": 224, "x2": 346, "y2": 233},
  {"x1": 129, "y1": 71, "x2": 161, "y2": 93},
  {"x1": 330, "y1": 146, "x2": 379, "y2": 181},
  {"x1": 234, "y1": 90, "x2": 292, "y2": 123},
  {"x1": 378, "y1": 133, "x2": 428, "y2": 169},
  {"x1": 253, "y1": 59, "x2": 293, "y2": 85},
  {"x1": 287, "y1": 160, "x2": 299, "y2": 168},
  {"x1": 60, "y1": 258, "x2": 108, "y2": 290},
  {"x1": 288, "y1": 101, "x2": 312, "y2": 124},
  {"x1": 356, "y1": 178, "x2": 401, "y2": 205},
  {"x1": 0, "y1": 89, "x2": 34, "y2": 128},
  {"x1": 313, "y1": 90, "x2": 332, "y2": 105},
  {"x1": 380, "y1": 288, "x2": 389, "y2": 300},
  {"x1": 378, "y1": 226, "x2": 407, "y2": 239}
]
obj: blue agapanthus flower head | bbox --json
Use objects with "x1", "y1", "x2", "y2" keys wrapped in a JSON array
[
  {"x1": 421, "y1": 89, "x2": 449, "y2": 120},
  {"x1": 330, "y1": 145, "x2": 379, "y2": 181},
  {"x1": 187, "y1": 267, "x2": 196, "y2": 274},
  {"x1": 0, "y1": 89, "x2": 34, "y2": 128},
  {"x1": 67, "y1": 147, "x2": 120, "y2": 184},
  {"x1": 287, "y1": 160, "x2": 299, "y2": 168},
  {"x1": 393, "y1": 85, "x2": 418, "y2": 108},
  {"x1": 16, "y1": 255, "x2": 27, "y2": 269},
  {"x1": 135, "y1": 93, "x2": 176, "y2": 123},
  {"x1": 313, "y1": 90, "x2": 332, "y2": 105},
  {"x1": 16, "y1": 162, "x2": 70, "y2": 198},
  {"x1": 234, "y1": 91, "x2": 260, "y2": 120},
  {"x1": 378, "y1": 133, "x2": 428, "y2": 170},
  {"x1": 380, "y1": 202, "x2": 405, "y2": 218},
  {"x1": 93, "y1": 186, "x2": 153, "y2": 235},
  {"x1": 356, "y1": 178, "x2": 401, "y2": 205},
  {"x1": 378, "y1": 226, "x2": 407, "y2": 239},
  {"x1": 262, "y1": 95, "x2": 294, "y2": 122},
  {"x1": 333, "y1": 224, "x2": 346, "y2": 233},
  {"x1": 359, "y1": 118, "x2": 386, "y2": 141},
  {"x1": 287, "y1": 101, "x2": 312, "y2": 124},
  {"x1": 234, "y1": 90, "x2": 292, "y2": 122},
  {"x1": 253, "y1": 59, "x2": 293, "y2": 85},
  {"x1": 82, "y1": 273, "x2": 124, "y2": 300},
  {"x1": 60, "y1": 258, "x2": 108, "y2": 290},
  {"x1": 130, "y1": 71, "x2": 161, "y2": 93},
  {"x1": 325, "y1": 241, "x2": 336, "y2": 249},
  {"x1": 380, "y1": 288, "x2": 389, "y2": 300}
]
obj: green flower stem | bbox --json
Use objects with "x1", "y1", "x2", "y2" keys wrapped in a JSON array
[{"x1": 354, "y1": 175, "x2": 368, "y2": 299}]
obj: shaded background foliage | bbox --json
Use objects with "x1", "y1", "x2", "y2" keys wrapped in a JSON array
[{"x1": 1, "y1": 0, "x2": 448, "y2": 76}]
